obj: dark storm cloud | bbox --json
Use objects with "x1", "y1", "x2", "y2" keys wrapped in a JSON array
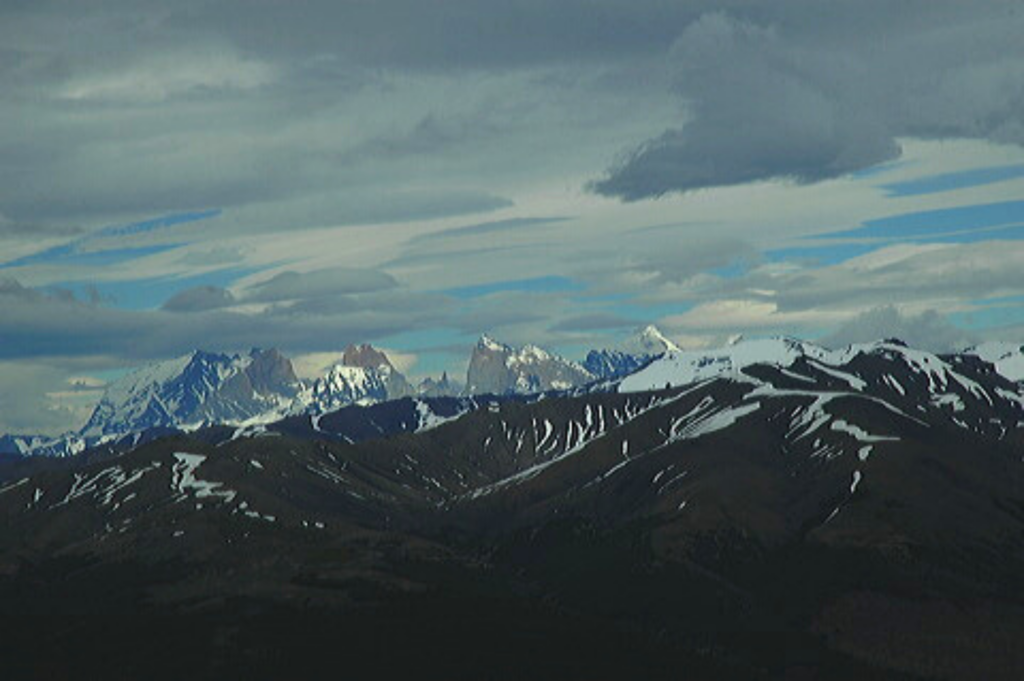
[
  {"x1": 9, "y1": 0, "x2": 1013, "y2": 235},
  {"x1": 594, "y1": 3, "x2": 1024, "y2": 198},
  {"x1": 161, "y1": 286, "x2": 236, "y2": 313},
  {"x1": 164, "y1": 0, "x2": 698, "y2": 69}
]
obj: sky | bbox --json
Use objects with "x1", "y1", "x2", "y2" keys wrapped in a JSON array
[{"x1": 3, "y1": 0, "x2": 1024, "y2": 435}]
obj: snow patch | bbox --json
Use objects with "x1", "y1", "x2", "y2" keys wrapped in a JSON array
[{"x1": 170, "y1": 453, "x2": 236, "y2": 503}]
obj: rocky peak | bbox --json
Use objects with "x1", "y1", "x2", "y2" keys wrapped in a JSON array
[
  {"x1": 338, "y1": 343, "x2": 413, "y2": 399},
  {"x1": 624, "y1": 324, "x2": 679, "y2": 355},
  {"x1": 246, "y1": 348, "x2": 299, "y2": 392},
  {"x1": 342, "y1": 344, "x2": 395, "y2": 372},
  {"x1": 466, "y1": 334, "x2": 593, "y2": 395}
]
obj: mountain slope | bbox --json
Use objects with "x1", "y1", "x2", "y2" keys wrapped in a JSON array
[{"x1": 3, "y1": 338, "x2": 1024, "y2": 679}]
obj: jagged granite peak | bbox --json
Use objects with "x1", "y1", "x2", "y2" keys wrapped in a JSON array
[
  {"x1": 342, "y1": 344, "x2": 394, "y2": 372},
  {"x1": 477, "y1": 333, "x2": 510, "y2": 352},
  {"x1": 79, "y1": 348, "x2": 302, "y2": 439},
  {"x1": 245, "y1": 348, "x2": 300, "y2": 392},
  {"x1": 341, "y1": 343, "x2": 414, "y2": 399},
  {"x1": 293, "y1": 343, "x2": 416, "y2": 414},
  {"x1": 466, "y1": 334, "x2": 593, "y2": 395}
]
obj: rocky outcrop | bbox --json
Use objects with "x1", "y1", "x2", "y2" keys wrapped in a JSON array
[{"x1": 465, "y1": 335, "x2": 594, "y2": 395}]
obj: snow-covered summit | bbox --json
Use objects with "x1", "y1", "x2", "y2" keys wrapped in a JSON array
[
  {"x1": 618, "y1": 336, "x2": 820, "y2": 392},
  {"x1": 80, "y1": 349, "x2": 301, "y2": 439},
  {"x1": 966, "y1": 342, "x2": 1024, "y2": 382},
  {"x1": 298, "y1": 364, "x2": 389, "y2": 412},
  {"x1": 618, "y1": 335, "x2": 1010, "y2": 400},
  {"x1": 623, "y1": 324, "x2": 680, "y2": 356},
  {"x1": 583, "y1": 324, "x2": 679, "y2": 381}
]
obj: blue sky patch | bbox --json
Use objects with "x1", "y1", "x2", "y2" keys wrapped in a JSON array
[
  {"x1": 50, "y1": 266, "x2": 258, "y2": 311},
  {"x1": 881, "y1": 164, "x2": 1024, "y2": 197},
  {"x1": 949, "y1": 296, "x2": 1024, "y2": 331},
  {"x1": 766, "y1": 242, "x2": 884, "y2": 266},
  {"x1": 815, "y1": 200, "x2": 1024, "y2": 241},
  {"x1": 771, "y1": 223, "x2": 1024, "y2": 267},
  {"x1": 0, "y1": 209, "x2": 220, "y2": 269}
]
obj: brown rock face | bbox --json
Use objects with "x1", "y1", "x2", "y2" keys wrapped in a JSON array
[
  {"x1": 246, "y1": 348, "x2": 300, "y2": 393},
  {"x1": 341, "y1": 344, "x2": 414, "y2": 399},
  {"x1": 342, "y1": 344, "x2": 393, "y2": 371}
]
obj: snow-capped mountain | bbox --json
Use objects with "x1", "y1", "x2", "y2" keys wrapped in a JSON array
[
  {"x1": 617, "y1": 336, "x2": 1024, "y2": 439},
  {"x1": 618, "y1": 336, "x2": 825, "y2": 392},
  {"x1": 465, "y1": 334, "x2": 594, "y2": 395},
  {"x1": 622, "y1": 323, "x2": 681, "y2": 356},
  {"x1": 966, "y1": 342, "x2": 1024, "y2": 382},
  {"x1": 8, "y1": 331, "x2": 1024, "y2": 460},
  {"x1": 291, "y1": 344, "x2": 418, "y2": 415},
  {"x1": 298, "y1": 364, "x2": 389, "y2": 412},
  {"x1": 583, "y1": 324, "x2": 679, "y2": 380},
  {"x1": 80, "y1": 348, "x2": 302, "y2": 439},
  {"x1": 340, "y1": 344, "x2": 415, "y2": 399}
]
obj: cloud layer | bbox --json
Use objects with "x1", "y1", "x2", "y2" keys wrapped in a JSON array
[{"x1": 594, "y1": 5, "x2": 1024, "y2": 198}]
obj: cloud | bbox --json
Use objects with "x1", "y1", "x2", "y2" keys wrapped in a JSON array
[
  {"x1": 0, "y1": 276, "x2": 447, "y2": 362},
  {"x1": 765, "y1": 241, "x2": 1024, "y2": 312},
  {"x1": 242, "y1": 267, "x2": 398, "y2": 303},
  {"x1": 57, "y1": 48, "x2": 278, "y2": 102},
  {"x1": 406, "y1": 217, "x2": 570, "y2": 247},
  {"x1": 0, "y1": 362, "x2": 102, "y2": 436},
  {"x1": 0, "y1": 213, "x2": 82, "y2": 238},
  {"x1": 820, "y1": 305, "x2": 977, "y2": 352},
  {"x1": 548, "y1": 313, "x2": 639, "y2": 333},
  {"x1": 572, "y1": 235, "x2": 756, "y2": 297},
  {"x1": 594, "y1": 6, "x2": 1024, "y2": 199},
  {"x1": 661, "y1": 298, "x2": 845, "y2": 335},
  {"x1": 161, "y1": 285, "x2": 237, "y2": 312}
]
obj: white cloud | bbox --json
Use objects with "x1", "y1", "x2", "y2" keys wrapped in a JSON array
[{"x1": 58, "y1": 48, "x2": 278, "y2": 102}]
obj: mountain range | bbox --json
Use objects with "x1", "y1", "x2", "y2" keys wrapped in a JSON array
[
  {"x1": 0, "y1": 326, "x2": 679, "y2": 457},
  {"x1": 2, "y1": 335, "x2": 1024, "y2": 678}
]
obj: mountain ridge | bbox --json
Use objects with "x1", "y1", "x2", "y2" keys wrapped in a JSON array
[{"x1": 6, "y1": 330, "x2": 1024, "y2": 458}]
